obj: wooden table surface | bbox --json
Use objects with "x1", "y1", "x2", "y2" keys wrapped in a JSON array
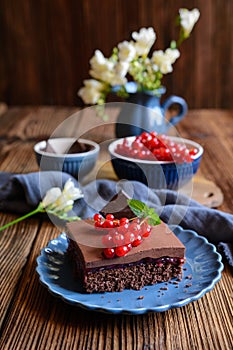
[{"x1": 0, "y1": 106, "x2": 232, "y2": 350}]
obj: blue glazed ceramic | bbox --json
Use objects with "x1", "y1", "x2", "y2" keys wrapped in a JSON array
[
  {"x1": 36, "y1": 226, "x2": 223, "y2": 315},
  {"x1": 108, "y1": 136, "x2": 203, "y2": 190},
  {"x1": 114, "y1": 82, "x2": 188, "y2": 138},
  {"x1": 34, "y1": 138, "x2": 99, "y2": 180}
]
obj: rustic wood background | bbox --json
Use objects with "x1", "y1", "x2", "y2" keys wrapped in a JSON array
[{"x1": 0, "y1": 0, "x2": 232, "y2": 108}]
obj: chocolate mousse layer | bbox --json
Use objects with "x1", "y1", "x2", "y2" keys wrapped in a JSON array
[{"x1": 66, "y1": 221, "x2": 185, "y2": 293}]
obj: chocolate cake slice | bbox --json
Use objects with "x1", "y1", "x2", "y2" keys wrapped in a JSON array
[{"x1": 66, "y1": 219, "x2": 185, "y2": 293}]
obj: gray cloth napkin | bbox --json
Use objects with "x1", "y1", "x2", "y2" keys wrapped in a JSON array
[{"x1": 0, "y1": 171, "x2": 232, "y2": 269}]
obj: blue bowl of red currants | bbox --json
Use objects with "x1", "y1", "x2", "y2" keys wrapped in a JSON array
[{"x1": 108, "y1": 132, "x2": 203, "y2": 190}]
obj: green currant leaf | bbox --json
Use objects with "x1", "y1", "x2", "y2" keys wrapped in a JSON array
[
  {"x1": 127, "y1": 199, "x2": 146, "y2": 217},
  {"x1": 127, "y1": 199, "x2": 161, "y2": 226}
]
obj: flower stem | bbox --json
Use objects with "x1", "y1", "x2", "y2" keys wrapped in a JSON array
[{"x1": 0, "y1": 206, "x2": 43, "y2": 232}]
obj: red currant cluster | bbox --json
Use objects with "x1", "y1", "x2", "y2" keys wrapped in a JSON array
[
  {"x1": 115, "y1": 132, "x2": 198, "y2": 163},
  {"x1": 93, "y1": 213, "x2": 152, "y2": 259}
]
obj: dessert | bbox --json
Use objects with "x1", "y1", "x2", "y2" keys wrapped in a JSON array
[
  {"x1": 66, "y1": 192, "x2": 185, "y2": 293},
  {"x1": 44, "y1": 139, "x2": 93, "y2": 154}
]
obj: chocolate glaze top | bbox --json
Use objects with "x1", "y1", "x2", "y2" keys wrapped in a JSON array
[
  {"x1": 66, "y1": 221, "x2": 185, "y2": 269},
  {"x1": 100, "y1": 190, "x2": 135, "y2": 219}
]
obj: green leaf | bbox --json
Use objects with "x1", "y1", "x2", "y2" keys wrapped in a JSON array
[
  {"x1": 127, "y1": 199, "x2": 146, "y2": 217},
  {"x1": 127, "y1": 199, "x2": 161, "y2": 226}
]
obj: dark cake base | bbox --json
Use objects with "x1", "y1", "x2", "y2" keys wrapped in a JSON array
[
  {"x1": 67, "y1": 239, "x2": 183, "y2": 294},
  {"x1": 84, "y1": 263, "x2": 182, "y2": 293}
]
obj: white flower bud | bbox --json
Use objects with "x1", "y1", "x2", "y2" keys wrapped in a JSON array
[{"x1": 179, "y1": 8, "x2": 200, "y2": 37}]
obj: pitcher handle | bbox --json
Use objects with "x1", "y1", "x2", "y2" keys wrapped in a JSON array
[{"x1": 162, "y1": 95, "x2": 188, "y2": 128}]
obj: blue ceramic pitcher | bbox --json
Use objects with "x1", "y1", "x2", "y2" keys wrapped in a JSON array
[{"x1": 115, "y1": 82, "x2": 188, "y2": 138}]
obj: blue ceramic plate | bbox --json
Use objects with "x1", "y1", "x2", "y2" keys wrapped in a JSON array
[{"x1": 36, "y1": 226, "x2": 223, "y2": 314}]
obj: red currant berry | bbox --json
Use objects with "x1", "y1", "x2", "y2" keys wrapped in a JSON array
[
  {"x1": 94, "y1": 221, "x2": 104, "y2": 228},
  {"x1": 106, "y1": 213, "x2": 115, "y2": 220},
  {"x1": 124, "y1": 232, "x2": 135, "y2": 244},
  {"x1": 118, "y1": 223, "x2": 129, "y2": 234},
  {"x1": 141, "y1": 223, "x2": 152, "y2": 238},
  {"x1": 115, "y1": 245, "x2": 128, "y2": 257},
  {"x1": 120, "y1": 217, "x2": 129, "y2": 225},
  {"x1": 103, "y1": 219, "x2": 114, "y2": 228},
  {"x1": 113, "y1": 233, "x2": 125, "y2": 246},
  {"x1": 102, "y1": 234, "x2": 113, "y2": 247},
  {"x1": 103, "y1": 248, "x2": 115, "y2": 259},
  {"x1": 132, "y1": 235, "x2": 143, "y2": 247},
  {"x1": 127, "y1": 243, "x2": 132, "y2": 251},
  {"x1": 129, "y1": 222, "x2": 141, "y2": 236},
  {"x1": 93, "y1": 213, "x2": 102, "y2": 222}
]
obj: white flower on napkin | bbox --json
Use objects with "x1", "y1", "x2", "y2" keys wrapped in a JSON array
[
  {"x1": 42, "y1": 179, "x2": 84, "y2": 216},
  {"x1": 0, "y1": 179, "x2": 83, "y2": 232}
]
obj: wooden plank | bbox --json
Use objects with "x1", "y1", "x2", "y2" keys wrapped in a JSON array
[{"x1": 0, "y1": 217, "x2": 40, "y2": 328}]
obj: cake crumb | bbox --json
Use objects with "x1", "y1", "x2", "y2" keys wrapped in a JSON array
[
  {"x1": 185, "y1": 274, "x2": 192, "y2": 280},
  {"x1": 185, "y1": 283, "x2": 192, "y2": 288},
  {"x1": 160, "y1": 287, "x2": 168, "y2": 291},
  {"x1": 137, "y1": 295, "x2": 144, "y2": 300}
]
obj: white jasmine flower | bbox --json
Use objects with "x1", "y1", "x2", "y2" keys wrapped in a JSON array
[
  {"x1": 89, "y1": 50, "x2": 114, "y2": 81},
  {"x1": 152, "y1": 48, "x2": 180, "y2": 74},
  {"x1": 42, "y1": 179, "x2": 83, "y2": 212},
  {"x1": 63, "y1": 178, "x2": 84, "y2": 201},
  {"x1": 114, "y1": 61, "x2": 129, "y2": 78},
  {"x1": 179, "y1": 8, "x2": 200, "y2": 37},
  {"x1": 90, "y1": 50, "x2": 114, "y2": 72},
  {"x1": 110, "y1": 75, "x2": 127, "y2": 86},
  {"x1": 42, "y1": 179, "x2": 83, "y2": 218},
  {"x1": 110, "y1": 61, "x2": 128, "y2": 86},
  {"x1": 78, "y1": 79, "x2": 105, "y2": 104},
  {"x1": 132, "y1": 27, "x2": 156, "y2": 56},
  {"x1": 118, "y1": 41, "x2": 136, "y2": 62},
  {"x1": 0, "y1": 179, "x2": 83, "y2": 232},
  {"x1": 53, "y1": 195, "x2": 74, "y2": 212},
  {"x1": 165, "y1": 48, "x2": 180, "y2": 63},
  {"x1": 42, "y1": 187, "x2": 62, "y2": 208}
]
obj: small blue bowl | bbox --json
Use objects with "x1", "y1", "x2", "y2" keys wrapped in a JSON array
[
  {"x1": 34, "y1": 138, "x2": 100, "y2": 180},
  {"x1": 108, "y1": 136, "x2": 203, "y2": 190}
]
